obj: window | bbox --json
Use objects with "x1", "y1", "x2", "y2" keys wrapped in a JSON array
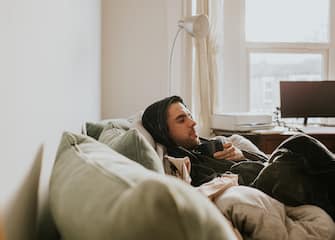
[
  {"x1": 250, "y1": 52, "x2": 323, "y2": 112},
  {"x1": 217, "y1": 0, "x2": 333, "y2": 116},
  {"x1": 245, "y1": 0, "x2": 329, "y2": 43}
]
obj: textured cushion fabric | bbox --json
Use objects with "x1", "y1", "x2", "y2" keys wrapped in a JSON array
[
  {"x1": 50, "y1": 132, "x2": 239, "y2": 240},
  {"x1": 215, "y1": 186, "x2": 335, "y2": 240},
  {"x1": 99, "y1": 124, "x2": 126, "y2": 142},
  {"x1": 85, "y1": 118, "x2": 131, "y2": 140},
  {"x1": 130, "y1": 115, "x2": 156, "y2": 148},
  {"x1": 84, "y1": 121, "x2": 107, "y2": 140},
  {"x1": 99, "y1": 126, "x2": 164, "y2": 173}
]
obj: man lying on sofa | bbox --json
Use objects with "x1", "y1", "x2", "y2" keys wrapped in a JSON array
[
  {"x1": 141, "y1": 95, "x2": 335, "y2": 220},
  {"x1": 142, "y1": 95, "x2": 268, "y2": 186}
]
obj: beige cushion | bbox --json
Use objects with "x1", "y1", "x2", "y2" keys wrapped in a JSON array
[
  {"x1": 50, "y1": 132, "x2": 238, "y2": 240},
  {"x1": 99, "y1": 126, "x2": 164, "y2": 173}
]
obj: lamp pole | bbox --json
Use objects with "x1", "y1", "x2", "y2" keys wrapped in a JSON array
[
  {"x1": 168, "y1": 27, "x2": 182, "y2": 96},
  {"x1": 167, "y1": 14, "x2": 209, "y2": 96}
]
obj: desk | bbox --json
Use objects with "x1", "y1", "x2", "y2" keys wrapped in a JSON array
[{"x1": 213, "y1": 127, "x2": 335, "y2": 154}]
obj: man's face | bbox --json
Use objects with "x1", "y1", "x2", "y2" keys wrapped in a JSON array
[{"x1": 166, "y1": 102, "x2": 200, "y2": 148}]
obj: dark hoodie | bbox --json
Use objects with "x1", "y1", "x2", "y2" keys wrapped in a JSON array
[
  {"x1": 142, "y1": 96, "x2": 264, "y2": 186},
  {"x1": 142, "y1": 95, "x2": 182, "y2": 149}
]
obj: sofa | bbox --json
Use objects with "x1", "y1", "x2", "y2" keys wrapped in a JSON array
[{"x1": 41, "y1": 114, "x2": 335, "y2": 240}]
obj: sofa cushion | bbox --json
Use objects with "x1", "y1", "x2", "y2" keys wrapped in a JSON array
[
  {"x1": 50, "y1": 132, "x2": 239, "y2": 240},
  {"x1": 129, "y1": 114, "x2": 156, "y2": 148},
  {"x1": 99, "y1": 124, "x2": 126, "y2": 141},
  {"x1": 85, "y1": 118, "x2": 131, "y2": 140},
  {"x1": 99, "y1": 126, "x2": 164, "y2": 173}
]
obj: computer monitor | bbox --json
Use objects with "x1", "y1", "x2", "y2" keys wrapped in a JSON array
[{"x1": 279, "y1": 81, "x2": 335, "y2": 125}]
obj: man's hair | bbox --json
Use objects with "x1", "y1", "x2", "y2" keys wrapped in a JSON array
[{"x1": 142, "y1": 95, "x2": 185, "y2": 148}]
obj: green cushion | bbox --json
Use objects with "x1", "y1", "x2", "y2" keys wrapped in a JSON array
[
  {"x1": 50, "y1": 132, "x2": 238, "y2": 240},
  {"x1": 99, "y1": 126, "x2": 164, "y2": 173},
  {"x1": 99, "y1": 124, "x2": 126, "y2": 141},
  {"x1": 85, "y1": 122, "x2": 106, "y2": 140},
  {"x1": 85, "y1": 118, "x2": 131, "y2": 140}
]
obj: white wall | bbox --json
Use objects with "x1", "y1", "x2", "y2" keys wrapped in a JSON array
[
  {"x1": 0, "y1": 1, "x2": 101, "y2": 239},
  {"x1": 101, "y1": 0, "x2": 182, "y2": 118}
]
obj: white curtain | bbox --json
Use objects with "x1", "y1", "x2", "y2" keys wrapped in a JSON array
[{"x1": 182, "y1": 0, "x2": 224, "y2": 137}]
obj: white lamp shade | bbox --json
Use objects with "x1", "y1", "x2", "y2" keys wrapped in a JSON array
[{"x1": 178, "y1": 14, "x2": 209, "y2": 38}]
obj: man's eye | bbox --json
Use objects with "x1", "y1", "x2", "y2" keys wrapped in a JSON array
[{"x1": 177, "y1": 118, "x2": 185, "y2": 123}]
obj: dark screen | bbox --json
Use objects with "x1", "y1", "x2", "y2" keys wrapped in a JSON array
[{"x1": 280, "y1": 81, "x2": 335, "y2": 118}]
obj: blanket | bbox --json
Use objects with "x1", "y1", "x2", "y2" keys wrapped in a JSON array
[{"x1": 215, "y1": 186, "x2": 335, "y2": 240}]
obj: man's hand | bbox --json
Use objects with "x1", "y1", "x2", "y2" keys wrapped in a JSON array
[{"x1": 213, "y1": 142, "x2": 244, "y2": 161}]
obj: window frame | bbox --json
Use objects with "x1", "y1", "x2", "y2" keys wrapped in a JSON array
[
  {"x1": 246, "y1": 47, "x2": 329, "y2": 111},
  {"x1": 218, "y1": 0, "x2": 335, "y2": 114}
]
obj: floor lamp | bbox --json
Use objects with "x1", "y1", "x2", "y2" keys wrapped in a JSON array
[{"x1": 168, "y1": 14, "x2": 209, "y2": 95}]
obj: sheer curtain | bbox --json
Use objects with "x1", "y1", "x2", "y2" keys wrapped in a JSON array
[{"x1": 183, "y1": 0, "x2": 224, "y2": 137}]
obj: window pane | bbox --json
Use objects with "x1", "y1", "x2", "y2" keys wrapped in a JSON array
[
  {"x1": 245, "y1": 0, "x2": 329, "y2": 42},
  {"x1": 249, "y1": 53, "x2": 323, "y2": 113}
]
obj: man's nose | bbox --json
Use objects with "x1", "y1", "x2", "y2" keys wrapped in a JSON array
[{"x1": 188, "y1": 118, "x2": 197, "y2": 127}]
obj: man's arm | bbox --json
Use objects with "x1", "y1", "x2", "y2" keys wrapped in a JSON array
[
  {"x1": 213, "y1": 135, "x2": 268, "y2": 162},
  {"x1": 213, "y1": 142, "x2": 245, "y2": 161}
]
